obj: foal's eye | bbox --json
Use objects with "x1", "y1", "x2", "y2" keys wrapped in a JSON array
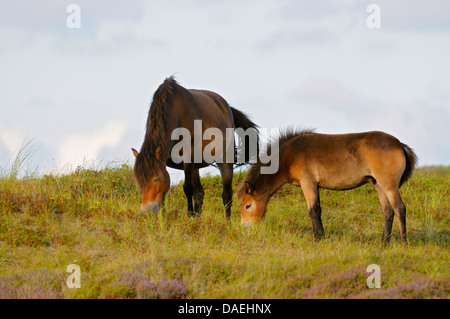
[
  {"x1": 153, "y1": 177, "x2": 160, "y2": 183},
  {"x1": 245, "y1": 203, "x2": 253, "y2": 210}
]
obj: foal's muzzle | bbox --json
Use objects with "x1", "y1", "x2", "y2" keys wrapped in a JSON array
[{"x1": 241, "y1": 215, "x2": 265, "y2": 227}]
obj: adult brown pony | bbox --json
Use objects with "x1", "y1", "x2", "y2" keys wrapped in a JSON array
[
  {"x1": 132, "y1": 76, "x2": 258, "y2": 218},
  {"x1": 236, "y1": 128, "x2": 418, "y2": 243}
]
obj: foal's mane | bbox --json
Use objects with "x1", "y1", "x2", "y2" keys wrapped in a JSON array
[
  {"x1": 237, "y1": 127, "x2": 315, "y2": 200},
  {"x1": 134, "y1": 76, "x2": 179, "y2": 184}
]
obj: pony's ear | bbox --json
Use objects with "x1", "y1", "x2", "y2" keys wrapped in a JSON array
[
  {"x1": 155, "y1": 145, "x2": 163, "y2": 161},
  {"x1": 131, "y1": 148, "x2": 139, "y2": 158}
]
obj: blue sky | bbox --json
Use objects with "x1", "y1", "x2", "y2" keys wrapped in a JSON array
[{"x1": 0, "y1": 0, "x2": 449, "y2": 180}]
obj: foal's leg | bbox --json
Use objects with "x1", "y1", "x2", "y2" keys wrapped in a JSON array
[
  {"x1": 192, "y1": 168, "x2": 204, "y2": 215},
  {"x1": 301, "y1": 182, "x2": 325, "y2": 239},
  {"x1": 376, "y1": 179, "x2": 407, "y2": 243},
  {"x1": 183, "y1": 163, "x2": 194, "y2": 214},
  {"x1": 218, "y1": 163, "x2": 233, "y2": 219},
  {"x1": 385, "y1": 189, "x2": 407, "y2": 243},
  {"x1": 374, "y1": 184, "x2": 395, "y2": 244}
]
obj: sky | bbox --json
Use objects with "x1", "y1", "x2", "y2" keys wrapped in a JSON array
[{"x1": 0, "y1": 0, "x2": 449, "y2": 181}]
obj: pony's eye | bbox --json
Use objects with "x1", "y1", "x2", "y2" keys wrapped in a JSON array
[
  {"x1": 245, "y1": 203, "x2": 253, "y2": 210},
  {"x1": 153, "y1": 177, "x2": 160, "y2": 183}
]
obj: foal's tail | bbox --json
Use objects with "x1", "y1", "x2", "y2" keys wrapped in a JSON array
[
  {"x1": 230, "y1": 107, "x2": 259, "y2": 165},
  {"x1": 400, "y1": 144, "x2": 418, "y2": 187}
]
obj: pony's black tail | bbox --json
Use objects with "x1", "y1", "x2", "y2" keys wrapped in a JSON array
[
  {"x1": 230, "y1": 107, "x2": 259, "y2": 165},
  {"x1": 400, "y1": 144, "x2": 418, "y2": 187}
]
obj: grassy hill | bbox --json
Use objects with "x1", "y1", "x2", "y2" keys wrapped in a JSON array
[{"x1": 0, "y1": 165, "x2": 448, "y2": 298}]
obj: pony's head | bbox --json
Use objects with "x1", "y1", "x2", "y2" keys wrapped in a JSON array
[
  {"x1": 132, "y1": 147, "x2": 170, "y2": 213},
  {"x1": 236, "y1": 180, "x2": 269, "y2": 226}
]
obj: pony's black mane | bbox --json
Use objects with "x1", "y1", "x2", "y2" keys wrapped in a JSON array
[
  {"x1": 134, "y1": 76, "x2": 179, "y2": 185},
  {"x1": 242, "y1": 127, "x2": 316, "y2": 188}
]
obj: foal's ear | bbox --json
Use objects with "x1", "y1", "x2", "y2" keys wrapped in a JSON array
[
  {"x1": 245, "y1": 181, "x2": 255, "y2": 194},
  {"x1": 235, "y1": 186, "x2": 245, "y2": 203},
  {"x1": 235, "y1": 182, "x2": 255, "y2": 203},
  {"x1": 131, "y1": 148, "x2": 139, "y2": 158}
]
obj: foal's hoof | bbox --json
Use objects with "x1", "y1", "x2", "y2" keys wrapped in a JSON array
[
  {"x1": 380, "y1": 236, "x2": 408, "y2": 246},
  {"x1": 381, "y1": 236, "x2": 391, "y2": 246}
]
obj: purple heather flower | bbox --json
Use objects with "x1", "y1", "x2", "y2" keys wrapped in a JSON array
[
  {"x1": 136, "y1": 280, "x2": 157, "y2": 299},
  {"x1": 156, "y1": 280, "x2": 187, "y2": 299},
  {"x1": 0, "y1": 280, "x2": 16, "y2": 299}
]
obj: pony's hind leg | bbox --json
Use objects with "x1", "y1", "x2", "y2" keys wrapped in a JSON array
[
  {"x1": 374, "y1": 184, "x2": 395, "y2": 244},
  {"x1": 301, "y1": 182, "x2": 325, "y2": 239},
  {"x1": 192, "y1": 168, "x2": 204, "y2": 215}
]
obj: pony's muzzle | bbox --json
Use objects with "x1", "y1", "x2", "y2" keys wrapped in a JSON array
[{"x1": 141, "y1": 202, "x2": 160, "y2": 214}]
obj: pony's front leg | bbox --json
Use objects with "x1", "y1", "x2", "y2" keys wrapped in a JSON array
[
  {"x1": 193, "y1": 169, "x2": 204, "y2": 215},
  {"x1": 183, "y1": 163, "x2": 195, "y2": 214},
  {"x1": 218, "y1": 163, "x2": 233, "y2": 219},
  {"x1": 301, "y1": 182, "x2": 325, "y2": 239}
]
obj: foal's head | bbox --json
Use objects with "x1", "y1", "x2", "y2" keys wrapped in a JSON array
[
  {"x1": 132, "y1": 147, "x2": 170, "y2": 213},
  {"x1": 236, "y1": 167, "x2": 270, "y2": 226}
]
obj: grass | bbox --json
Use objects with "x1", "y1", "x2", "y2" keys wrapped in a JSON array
[{"x1": 0, "y1": 164, "x2": 448, "y2": 299}]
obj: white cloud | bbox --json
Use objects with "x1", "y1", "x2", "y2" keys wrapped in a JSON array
[
  {"x1": 281, "y1": 0, "x2": 351, "y2": 20},
  {"x1": 1, "y1": 1, "x2": 449, "y2": 171},
  {"x1": 296, "y1": 76, "x2": 359, "y2": 109},
  {"x1": 57, "y1": 120, "x2": 128, "y2": 172},
  {"x1": 0, "y1": 0, "x2": 145, "y2": 31},
  {"x1": 257, "y1": 28, "x2": 339, "y2": 51},
  {"x1": 369, "y1": 0, "x2": 450, "y2": 30},
  {"x1": 292, "y1": 76, "x2": 450, "y2": 165},
  {"x1": 0, "y1": 123, "x2": 25, "y2": 156}
]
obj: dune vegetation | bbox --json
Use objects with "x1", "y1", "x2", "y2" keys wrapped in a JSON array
[{"x1": 0, "y1": 161, "x2": 448, "y2": 299}]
